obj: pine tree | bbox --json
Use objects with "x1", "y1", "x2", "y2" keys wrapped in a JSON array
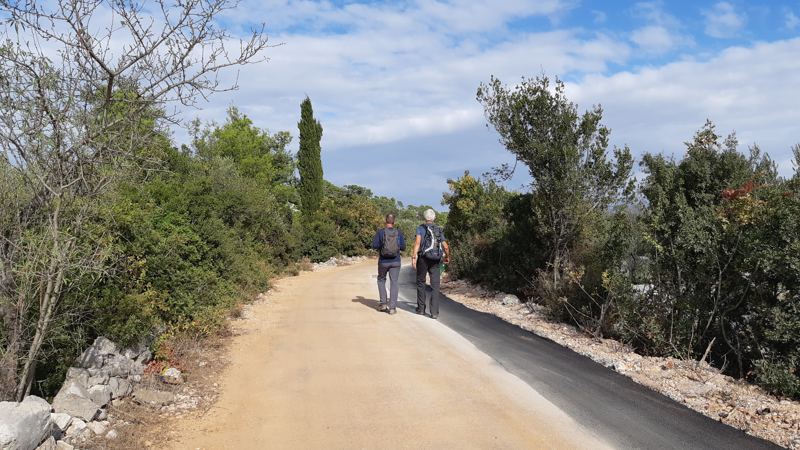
[{"x1": 297, "y1": 96, "x2": 324, "y2": 218}]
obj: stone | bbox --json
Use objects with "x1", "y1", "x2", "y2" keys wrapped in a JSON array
[
  {"x1": 129, "y1": 362, "x2": 145, "y2": 376},
  {"x1": 93, "y1": 337, "x2": 118, "y2": 355},
  {"x1": 684, "y1": 383, "x2": 714, "y2": 398},
  {"x1": 63, "y1": 368, "x2": 90, "y2": 387},
  {"x1": 108, "y1": 377, "x2": 132, "y2": 399},
  {"x1": 498, "y1": 293, "x2": 521, "y2": 306},
  {"x1": 161, "y1": 367, "x2": 184, "y2": 385},
  {"x1": 122, "y1": 342, "x2": 147, "y2": 360},
  {"x1": 51, "y1": 412, "x2": 72, "y2": 432},
  {"x1": 87, "y1": 385, "x2": 112, "y2": 406},
  {"x1": 96, "y1": 408, "x2": 108, "y2": 421},
  {"x1": 105, "y1": 429, "x2": 118, "y2": 440},
  {"x1": 132, "y1": 388, "x2": 175, "y2": 407},
  {"x1": 86, "y1": 421, "x2": 106, "y2": 436},
  {"x1": 130, "y1": 374, "x2": 142, "y2": 383},
  {"x1": 87, "y1": 372, "x2": 110, "y2": 386},
  {"x1": 75, "y1": 338, "x2": 115, "y2": 369},
  {"x1": 55, "y1": 379, "x2": 89, "y2": 400},
  {"x1": 86, "y1": 367, "x2": 109, "y2": 377},
  {"x1": 52, "y1": 392, "x2": 101, "y2": 422},
  {"x1": 55, "y1": 442, "x2": 74, "y2": 450},
  {"x1": 34, "y1": 436, "x2": 57, "y2": 450},
  {"x1": 0, "y1": 395, "x2": 53, "y2": 450},
  {"x1": 65, "y1": 419, "x2": 86, "y2": 436},
  {"x1": 103, "y1": 355, "x2": 134, "y2": 377},
  {"x1": 136, "y1": 350, "x2": 153, "y2": 364}
]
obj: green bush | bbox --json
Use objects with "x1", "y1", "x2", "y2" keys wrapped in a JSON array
[{"x1": 458, "y1": 75, "x2": 800, "y2": 399}]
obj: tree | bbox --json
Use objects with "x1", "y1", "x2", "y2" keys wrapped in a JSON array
[
  {"x1": 192, "y1": 107, "x2": 295, "y2": 203},
  {"x1": 0, "y1": 0, "x2": 270, "y2": 401},
  {"x1": 297, "y1": 97, "x2": 324, "y2": 219},
  {"x1": 638, "y1": 121, "x2": 786, "y2": 377},
  {"x1": 476, "y1": 75, "x2": 634, "y2": 287}
]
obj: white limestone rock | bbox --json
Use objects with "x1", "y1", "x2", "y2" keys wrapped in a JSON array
[
  {"x1": 0, "y1": 395, "x2": 54, "y2": 450},
  {"x1": 161, "y1": 367, "x2": 184, "y2": 385}
]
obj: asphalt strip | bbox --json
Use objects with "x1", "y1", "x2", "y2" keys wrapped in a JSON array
[{"x1": 396, "y1": 265, "x2": 780, "y2": 450}]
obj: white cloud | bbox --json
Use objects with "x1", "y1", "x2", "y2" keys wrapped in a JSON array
[
  {"x1": 629, "y1": 1, "x2": 692, "y2": 54},
  {"x1": 703, "y1": 2, "x2": 746, "y2": 38},
  {"x1": 172, "y1": 0, "x2": 798, "y2": 204},
  {"x1": 566, "y1": 38, "x2": 800, "y2": 177},
  {"x1": 633, "y1": 1, "x2": 680, "y2": 27},
  {"x1": 192, "y1": 1, "x2": 630, "y2": 151},
  {"x1": 631, "y1": 25, "x2": 688, "y2": 54}
]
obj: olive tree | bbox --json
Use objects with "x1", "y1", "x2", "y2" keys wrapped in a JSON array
[
  {"x1": 477, "y1": 75, "x2": 634, "y2": 287},
  {"x1": 0, "y1": 0, "x2": 270, "y2": 400}
]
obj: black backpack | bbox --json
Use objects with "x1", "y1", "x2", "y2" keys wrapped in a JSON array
[
  {"x1": 381, "y1": 228, "x2": 400, "y2": 258},
  {"x1": 420, "y1": 224, "x2": 444, "y2": 261}
]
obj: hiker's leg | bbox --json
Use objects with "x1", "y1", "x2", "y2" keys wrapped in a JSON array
[
  {"x1": 428, "y1": 260, "x2": 441, "y2": 316},
  {"x1": 377, "y1": 264, "x2": 389, "y2": 305},
  {"x1": 388, "y1": 264, "x2": 400, "y2": 310},
  {"x1": 416, "y1": 256, "x2": 427, "y2": 312}
]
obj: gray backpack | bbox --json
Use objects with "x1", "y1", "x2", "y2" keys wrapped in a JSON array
[{"x1": 381, "y1": 228, "x2": 400, "y2": 258}]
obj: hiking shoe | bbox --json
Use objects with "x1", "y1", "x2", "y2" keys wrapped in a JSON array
[
  {"x1": 389, "y1": 309, "x2": 397, "y2": 315},
  {"x1": 377, "y1": 304, "x2": 389, "y2": 312},
  {"x1": 415, "y1": 308, "x2": 425, "y2": 315},
  {"x1": 431, "y1": 314, "x2": 438, "y2": 320}
]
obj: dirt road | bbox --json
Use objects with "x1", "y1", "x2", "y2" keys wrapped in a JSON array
[{"x1": 169, "y1": 261, "x2": 610, "y2": 449}]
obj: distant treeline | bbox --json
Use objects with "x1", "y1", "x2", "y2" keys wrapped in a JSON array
[{"x1": 444, "y1": 75, "x2": 799, "y2": 399}]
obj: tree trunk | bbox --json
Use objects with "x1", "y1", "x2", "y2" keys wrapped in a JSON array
[
  {"x1": 14, "y1": 199, "x2": 67, "y2": 401},
  {"x1": 0, "y1": 268, "x2": 25, "y2": 400},
  {"x1": 0, "y1": 306, "x2": 20, "y2": 400}
]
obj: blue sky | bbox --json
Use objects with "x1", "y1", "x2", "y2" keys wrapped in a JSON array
[{"x1": 184, "y1": 0, "x2": 800, "y2": 207}]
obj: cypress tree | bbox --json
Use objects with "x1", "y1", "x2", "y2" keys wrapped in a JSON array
[{"x1": 297, "y1": 96, "x2": 324, "y2": 218}]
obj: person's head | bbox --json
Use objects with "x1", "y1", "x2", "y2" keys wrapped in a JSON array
[
  {"x1": 423, "y1": 208, "x2": 436, "y2": 223},
  {"x1": 385, "y1": 213, "x2": 396, "y2": 227}
]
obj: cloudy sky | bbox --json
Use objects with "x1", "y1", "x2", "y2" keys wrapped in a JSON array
[{"x1": 184, "y1": 0, "x2": 800, "y2": 207}]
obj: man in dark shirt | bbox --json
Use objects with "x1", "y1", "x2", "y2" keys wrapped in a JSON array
[{"x1": 371, "y1": 214, "x2": 406, "y2": 314}]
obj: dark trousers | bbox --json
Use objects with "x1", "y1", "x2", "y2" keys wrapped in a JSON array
[
  {"x1": 378, "y1": 262, "x2": 401, "y2": 310},
  {"x1": 416, "y1": 256, "x2": 441, "y2": 315}
]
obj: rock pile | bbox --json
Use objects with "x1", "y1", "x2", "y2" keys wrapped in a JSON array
[
  {"x1": 45, "y1": 336, "x2": 158, "y2": 447},
  {"x1": 0, "y1": 336, "x2": 183, "y2": 450}
]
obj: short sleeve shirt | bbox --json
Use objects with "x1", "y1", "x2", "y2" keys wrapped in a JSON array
[{"x1": 416, "y1": 224, "x2": 447, "y2": 242}]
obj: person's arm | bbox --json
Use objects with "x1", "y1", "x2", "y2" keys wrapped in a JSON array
[
  {"x1": 412, "y1": 234, "x2": 422, "y2": 269},
  {"x1": 371, "y1": 230, "x2": 382, "y2": 250},
  {"x1": 440, "y1": 228, "x2": 450, "y2": 263}
]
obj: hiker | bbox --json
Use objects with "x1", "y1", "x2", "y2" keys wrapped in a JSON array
[
  {"x1": 371, "y1": 213, "x2": 406, "y2": 314},
  {"x1": 412, "y1": 208, "x2": 450, "y2": 319}
]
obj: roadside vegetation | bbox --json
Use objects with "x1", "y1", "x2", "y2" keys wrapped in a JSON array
[
  {"x1": 0, "y1": 0, "x2": 437, "y2": 401},
  {"x1": 445, "y1": 75, "x2": 800, "y2": 399}
]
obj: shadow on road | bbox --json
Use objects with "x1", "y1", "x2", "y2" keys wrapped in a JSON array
[
  {"x1": 351, "y1": 293, "x2": 428, "y2": 316},
  {"x1": 351, "y1": 296, "x2": 380, "y2": 310}
]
